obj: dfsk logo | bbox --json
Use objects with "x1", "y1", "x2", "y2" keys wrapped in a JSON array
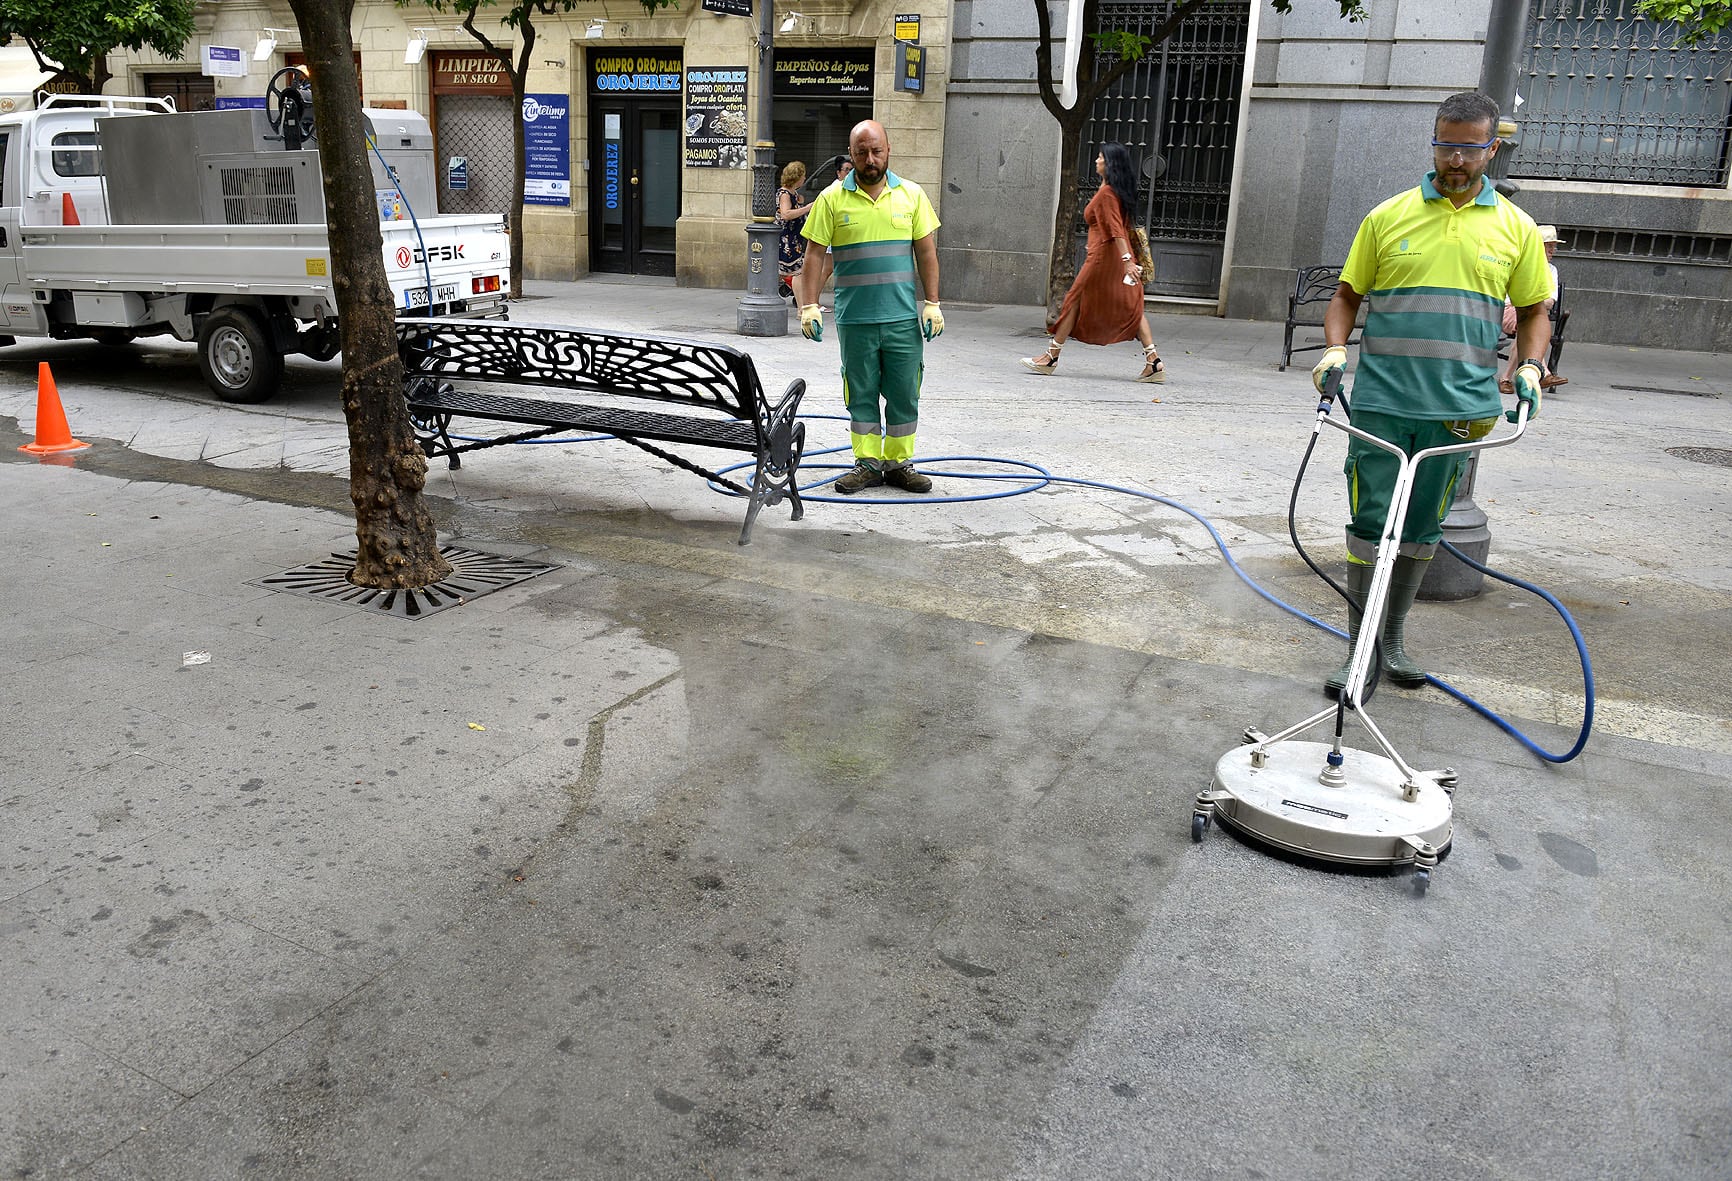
[
  {"x1": 396, "y1": 247, "x2": 412, "y2": 269},
  {"x1": 415, "y1": 244, "x2": 466, "y2": 263}
]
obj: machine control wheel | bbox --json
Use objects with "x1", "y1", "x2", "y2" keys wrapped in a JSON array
[
  {"x1": 1412, "y1": 867, "x2": 1431, "y2": 896},
  {"x1": 1191, "y1": 813, "x2": 1210, "y2": 843}
]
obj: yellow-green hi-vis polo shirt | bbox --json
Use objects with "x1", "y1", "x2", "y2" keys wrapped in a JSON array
[
  {"x1": 1340, "y1": 171, "x2": 1553, "y2": 422},
  {"x1": 802, "y1": 170, "x2": 939, "y2": 326}
]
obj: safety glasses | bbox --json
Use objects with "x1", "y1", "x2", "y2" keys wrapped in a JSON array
[{"x1": 1431, "y1": 137, "x2": 1498, "y2": 158}]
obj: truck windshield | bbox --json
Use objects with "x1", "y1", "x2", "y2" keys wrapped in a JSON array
[{"x1": 50, "y1": 132, "x2": 101, "y2": 178}]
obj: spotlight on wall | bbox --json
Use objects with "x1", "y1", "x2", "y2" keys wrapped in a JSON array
[
  {"x1": 253, "y1": 29, "x2": 285, "y2": 61},
  {"x1": 779, "y1": 11, "x2": 802, "y2": 32},
  {"x1": 585, "y1": 19, "x2": 607, "y2": 38},
  {"x1": 404, "y1": 29, "x2": 431, "y2": 65}
]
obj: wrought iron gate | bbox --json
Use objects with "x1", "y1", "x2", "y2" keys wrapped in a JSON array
[{"x1": 1081, "y1": 0, "x2": 1250, "y2": 298}]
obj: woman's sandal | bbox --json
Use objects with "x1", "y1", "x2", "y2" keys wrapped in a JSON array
[
  {"x1": 1021, "y1": 342, "x2": 1062, "y2": 375},
  {"x1": 1137, "y1": 346, "x2": 1166, "y2": 385}
]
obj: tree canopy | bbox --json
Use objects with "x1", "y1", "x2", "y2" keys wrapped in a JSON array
[
  {"x1": 0, "y1": 0, "x2": 195, "y2": 93},
  {"x1": 1636, "y1": 0, "x2": 1732, "y2": 41}
]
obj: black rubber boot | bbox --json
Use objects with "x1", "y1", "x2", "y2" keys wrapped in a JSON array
[
  {"x1": 1324, "y1": 561, "x2": 1373, "y2": 699},
  {"x1": 1381, "y1": 555, "x2": 1430, "y2": 687}
]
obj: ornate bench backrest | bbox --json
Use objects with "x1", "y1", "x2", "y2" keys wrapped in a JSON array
[
  {"x1": 397, "y1": 319, "x2": 763, "y2": 419},
  {"x1": 1294, "y1": 265, "x2": 1344, "y2": 306}
]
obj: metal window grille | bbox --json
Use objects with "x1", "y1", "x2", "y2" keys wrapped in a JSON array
[
  {"x1": 1081, "y1": 0, "x2": 1250, "y2": 295},
  {"x1": 1556, "y1": 224, "x2": 1732, "y2": 264},
  {"x1": 436, "y1": 94, "x2": 514, "y2": 217},
  {"x1": 1512, "y1": 0, "x2": 1732, "y2": 186},
  {"x1": 220, "y1": 166, "x2": 298, "y2": 224}
]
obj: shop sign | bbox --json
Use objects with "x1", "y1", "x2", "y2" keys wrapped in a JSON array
[
  {"x1": 522, "y1": 93, "x2": 572, "y2": 205},
  {"x1": 433, "y1": 53, "x2": 512, "y2": 95},
  {"x1": 894, "y1": 13, "x2": 920, "y2": 42},
  {"x1": 37, "y1": 74, "x2": 84, "y2": 97},
  {"x1": 602, "y1": 114, "x2": 622, "y2": 212},
  {"x1": 894, "y1": 42, "x2": 924, "y2": 93},
  {"x1": 684, "y1": 68, "x2": 748, "y2": 169},
  {"x1": 772, "y1": 49, "x2": 873, "y2": 98},
  {"x1": 589, "y1": 53, "x2": 683, "y2": 94},
  {"x1": 202, "y1": 46, "x2": 247, "y2": 78}
]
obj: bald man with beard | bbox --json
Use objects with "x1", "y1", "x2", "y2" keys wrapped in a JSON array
[{"x1": 797, "y1": 120, "x2": 944, "y2": 495}]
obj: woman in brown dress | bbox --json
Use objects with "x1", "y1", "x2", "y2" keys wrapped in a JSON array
[{"x1": 1021, "y1": 142, "x2": 1164, "y2": 383}]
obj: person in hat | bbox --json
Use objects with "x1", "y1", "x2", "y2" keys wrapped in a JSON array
[{"x1": 1500, "y1": 224, "x2": 1567, "y2": 393}]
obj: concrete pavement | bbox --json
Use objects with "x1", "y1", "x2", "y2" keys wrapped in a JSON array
[{"x1": 1, "y1": 278, "x2": 1729, "y2": 1178}]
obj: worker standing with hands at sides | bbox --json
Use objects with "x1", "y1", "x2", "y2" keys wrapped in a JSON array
[
  {"x1": 1312, "y1": 90, "x2": 1552, "y2": 699},
  {"x1": 796, "y1": 119, "x2": 943, "y2": 495}
]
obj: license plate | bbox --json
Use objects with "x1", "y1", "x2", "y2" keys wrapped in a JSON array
[{"x1": 405, "y1": 283, "x2": 458, "y2": 308}]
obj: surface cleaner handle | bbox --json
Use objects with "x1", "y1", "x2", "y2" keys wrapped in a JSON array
[{"x1": 1318, "y1": 366, "x2": 1343, "y2": 411}]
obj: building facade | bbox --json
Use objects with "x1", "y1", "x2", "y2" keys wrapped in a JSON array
[
  {"x1": 72, "y1": 1, "x2": 1732, "y2": 349},
  {"x1": 97, "y1": 0, "x2": 951, "y2": 290},
  {"x1": 940, "y1": 0, "x2": 1731, "y2": 351}
]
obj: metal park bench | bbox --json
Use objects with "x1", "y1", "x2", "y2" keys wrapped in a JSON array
[
  {"x1": 397, "y1": 319, "x2": 808, "y2": 545},
  {"x1": 1283, "y1": 264, "x2": 1567, "y2": 376},
  {"x1": 1279, "y1": 264, "x2": 1359, "y2": 371}
]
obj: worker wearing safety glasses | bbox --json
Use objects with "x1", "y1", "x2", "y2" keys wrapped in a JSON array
[{"x1": 1311, "y1": 90, "x2": 1554, "y2": 699}]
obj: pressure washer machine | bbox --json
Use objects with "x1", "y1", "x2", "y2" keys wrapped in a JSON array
[{"x1": 1191, "y1": 376, "x2": 1531, "y2": 896}]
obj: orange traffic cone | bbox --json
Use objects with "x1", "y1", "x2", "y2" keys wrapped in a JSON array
[
  {"x1": 62, "y1": 192, "x2": 80, "y2": 225},
  {"x1": 20, "y1": 362, "x2": 90, "y2": 456}
]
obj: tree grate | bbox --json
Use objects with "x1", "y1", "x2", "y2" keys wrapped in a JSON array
[
  {"x1": 1666, "y1": 446, "x2": 1732, "y2": 469},
  {"x1": 250, "y1": 545, "x2": 558, "y2": 619}
]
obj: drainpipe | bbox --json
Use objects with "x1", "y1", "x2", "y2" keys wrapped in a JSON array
[{"x1": 1421, "y1": 0, "x2": 1532, "y2": 602}]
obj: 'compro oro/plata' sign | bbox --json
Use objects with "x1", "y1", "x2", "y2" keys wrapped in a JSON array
[
  {"x1": 773, "y1": 48, "x2": 874, "y2": 98},
  {"x1": 589, "y1": 53, "x2": 683, "y2": 94}
]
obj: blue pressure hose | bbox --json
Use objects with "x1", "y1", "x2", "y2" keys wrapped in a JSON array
[{"x1": 446, "y1": 414, "x2": 1595, "y2": 763}]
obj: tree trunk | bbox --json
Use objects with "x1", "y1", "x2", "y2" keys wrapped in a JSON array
[
  {"x1": 1045, "y1": 115, "x2": 1085, "y2": 323},
  {"x1": 509, "y1": 76, "x2": 528, "y2": 299},
  {"x1": 288, "y1": 0, "x2": 452, "y2": 588}
]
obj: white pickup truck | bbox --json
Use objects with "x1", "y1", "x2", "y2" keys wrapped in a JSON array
[{"x1": 0, "y1": 94, "x2": 509, "y2": 402}]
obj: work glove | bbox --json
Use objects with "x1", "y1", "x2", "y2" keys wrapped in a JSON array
[
  {"x1": 1509, "y1": 359, "x2": 1543, "y2": 422},
  {"x1": 921, "y1": 301, "x2": 945, "y2": 341},
  {"x1": 799, "y1": 304, "x2": 824, "y2": 343},
  {"x1": 1311, "y1": 345, "x2": 1347, "y2": 396}
]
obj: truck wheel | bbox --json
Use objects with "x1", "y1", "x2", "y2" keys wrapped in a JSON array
[{"x1": 198, "y1": 307, "x2": 282, "y2": 403}]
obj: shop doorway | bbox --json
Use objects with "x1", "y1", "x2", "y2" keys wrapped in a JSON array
[
  {"x1": 141, "y1": 72, "x2": 215, "y2": 112},
  {"x1": 429, "y1": 51, "x2": 514, "y2": 218},
  {"x1": 589, "y1": 100, "x2": 681, "y2": 277}
]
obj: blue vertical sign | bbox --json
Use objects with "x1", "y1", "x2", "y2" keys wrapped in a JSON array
[{"x1": 522, "y1": 93, "x2": 572, "y2": 206}]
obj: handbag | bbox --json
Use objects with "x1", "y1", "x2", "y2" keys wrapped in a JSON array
[{"x1": 1132, "y1": 226, "x2": 1155, "y2": 277}]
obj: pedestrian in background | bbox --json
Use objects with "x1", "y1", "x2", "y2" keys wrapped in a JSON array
[
  {"x1": 1021, "y1": 142, "x2": 1165, "y2": 384},
  {"x1": 1499, "y1": 223, "x2": 1566, "y2": 393},
  {"x1": 776, "y1": 161, "x2": 812, "y2": 303},
  {"x1": 797, "y1": 119, "x2": 944, "y2": 495},
  {"x1": 1312, "y1": 90, "x2": 1551, "y2": 698}
]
